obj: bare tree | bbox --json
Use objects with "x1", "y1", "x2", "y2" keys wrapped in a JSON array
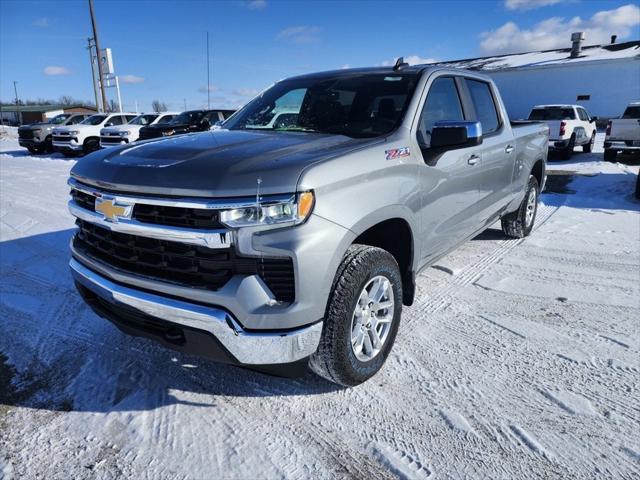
[
  {"x1": 151, "y1": 100, "x2": 168, "y2": 112},
  {"x1": 59, "y1": 95, "x2": 74, "y2": 106}
]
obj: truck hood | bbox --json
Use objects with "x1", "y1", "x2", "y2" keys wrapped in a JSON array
[
  {"x1": 101, "y1": 125, "x2": 141, "y2": 135},
  {"x1": 54, "y1": 124, "x2": 97, "y2": 134},
  {"x1": 71, "y1": 129, "x2": 378, "y2": 197},
  {"x1": 18, "y1": 122, "x2": 51, "y2": 130}
]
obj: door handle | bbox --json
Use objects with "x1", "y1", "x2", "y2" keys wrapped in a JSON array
[
  {"x1": 468, "y1": 154, "x2": 480, "y2": 166},
  {"x1": 505, "y1": 145, "x2": 515, "y2": 154}
]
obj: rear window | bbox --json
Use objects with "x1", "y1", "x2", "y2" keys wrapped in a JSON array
[
  {"x1": 622, "y1": 106, "x2": 640, "y2": 119},
  {"x1": 529, "y1": 108, "x2": 575, "y2": 121},
  {"x1": 466, "y1": 79, "x2": 500, "y2": 134}
]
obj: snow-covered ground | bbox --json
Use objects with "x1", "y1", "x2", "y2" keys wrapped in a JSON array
[{"x1": 1, "y1": 126, "x2": 639, "y2": 479}]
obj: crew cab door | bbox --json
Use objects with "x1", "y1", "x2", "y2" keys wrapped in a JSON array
[
  {"x1": 461, "y1": 77, "x2": 515, "y2": 224},
  {"x1": 414, "y1": 75, "x2": 482, "y2": 264}
]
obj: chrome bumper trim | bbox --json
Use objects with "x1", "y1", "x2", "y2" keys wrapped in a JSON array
[
  {"x1": 606, "y1": 141, "x2": 640, "y2": 150},
  {"x1": 68, "y1": 177, "x2": 295, "y2": 210},
  {"x1": 68, "y1": 200, "x2": 232, "y2": 248},
  {"x1": 70, "y1": 258, "x2": 321, "y2": 365}
]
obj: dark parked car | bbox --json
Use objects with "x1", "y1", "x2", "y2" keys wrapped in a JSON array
[{"x1": 138, "y1": 109, "x2": 235, "y2": 140}]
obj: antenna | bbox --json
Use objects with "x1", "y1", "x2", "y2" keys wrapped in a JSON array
[{"x1": 393, "y1": 57, "x2": 409, "y2": 71}]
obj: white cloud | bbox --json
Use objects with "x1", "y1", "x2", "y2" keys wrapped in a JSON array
[
  {"x1": 43, "y1": 66, "x2": 70, "y2": 76},
  {"x1": 277, "y1": 25, "x2": 321, "y2": 44},
  {"x1": 198, "y1": 84, "x2": 219, "y2": 93},
  {"x1": 32, "y1": 17, "x2": 50, "y2": 27},
  {"x1": 120, "y1": 75, "x2": 144, "y2": 84},
  {"x1": 504, "y1": 0, "x2": 562, "y2": 11},
  {"x1": 340, "y1": 64, "x2": 351, "y2": 69},
  {"x1": 381, "y1": 55, "x2": 439, "y2": 67},
  {"x1": 481, "y1": 4, "x2": 640, "y2": 55},
  {"x1": 232, "y1": 87, "x2": 260, "y2": 97},
  {"x1": 244, "y1": 0, "x2": 267, "y2": 9}
]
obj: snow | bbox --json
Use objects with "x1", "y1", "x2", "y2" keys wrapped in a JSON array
[
  {"x1": 435, "y1": 42, "x2": 640, "y2": 71},
  {"x1": 1, "y1": 126, "x2": 639, "y2": 479}
]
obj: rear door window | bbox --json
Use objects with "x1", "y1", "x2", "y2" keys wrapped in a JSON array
[
  {"x1": 418, "y1": 77, "x2": 464, "y2": 147},
  {"x1": 529, "y1": 108, "x2": 575, "y2": 121},
  {"x1": 466, "y1": 79, "x2": 500, "y2": 134}
]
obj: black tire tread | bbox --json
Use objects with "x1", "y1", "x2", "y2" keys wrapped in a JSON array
[
  {"x1": 309, "y1": 245, "x2": 402, "y2": 386},
  {"x1": 501, "y1": 176, "x2": 539, "y2": 239}
]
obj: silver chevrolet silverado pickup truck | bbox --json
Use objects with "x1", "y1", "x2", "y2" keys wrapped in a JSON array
[{"x1": 67, "y1": 63, "x2": 548, "y2": 386}]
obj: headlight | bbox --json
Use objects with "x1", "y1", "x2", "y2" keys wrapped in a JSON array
[
  {"x1": 220, "y1": 191, "x2": 314, "y2": 228},
  {"x1": 68, "y1": 130, "x2": 80, "y2": 135},
  {"x1": 162, "y1": 130, "x2": 175, "y2": 136}
]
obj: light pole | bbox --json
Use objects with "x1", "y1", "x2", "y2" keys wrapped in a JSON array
[
  {"x1": 206, "y1": 31, "x2": 211, "y2": 109},
  {"x1": 88, "y1": 0, "x2": 107, "y2": 112},
  {"x1": 13, "y1": 81, "x2": 21, "y2": 125}
]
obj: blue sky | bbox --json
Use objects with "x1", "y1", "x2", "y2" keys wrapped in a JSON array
[{"x1": 1, "y1": 0, "x2": 638, "y2": 112}]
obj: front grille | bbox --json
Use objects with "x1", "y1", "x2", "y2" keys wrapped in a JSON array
[
  {"x1": 71, "y1": 189, "x2": 96, "y2": 211},
  {"x1": 133, "y1": 203, "x2": 224, "y2": 229},
  {"x1": 70, "y1": 187, "x2": 223, "y2": 229},
  {"x1": 101, "y1": 137, "x2": 124, "y2": 144},
  {"x1": 73, "y1": 219, "x2": 295, "y2": 302},
  {"x1": 19, "y1": 130, "x2": 34, "y2": 140},
  {"x1": 53, "y1": 135, "x2": 72, "y2": 142}
]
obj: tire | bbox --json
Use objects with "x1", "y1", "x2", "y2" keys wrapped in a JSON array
[
  {"x1": 27, "y1": 147, "x2": 37, "y2": 154},
  {"x1": 604, "y1": 149, "x2": 617, "y2": 162},
  {"x1": 309, "y1": 245, "x2": 403, "y2": 386},
  {"x1": 501, "y1": 175, "x2": 540, "y2": 239},
  {"x1": 44, "y1": 136, "x2": 53, "y2": 154},
  {"x1": 583, "y1": 133, "x2": 595, "y2": 153},
  {"x1": 83, "y1": 138, "x2": 100, "y2": 155},
  {"x1": 561, "y1": 135, "x2": 575, "y2": 160}
]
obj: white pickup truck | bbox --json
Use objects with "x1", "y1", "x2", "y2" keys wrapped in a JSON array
[
  {"x1": 100, "y1": 112, "x2": 177, "y2": 148},
  {"x1": 604, "y1": 102, "x2": 640, "y2": 162},
  {"x1": 53, "y1": 112, "x2": 137, "y2": 157},
  {"x1": 528, "y1": 105, "x2": 597, "y2": 159}
]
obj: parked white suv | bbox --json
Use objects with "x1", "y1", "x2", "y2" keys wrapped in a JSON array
[
  {"x1": 53, "y1": 113, "x2": 137, "y2": 157},
  {"x1": 100, "y1": 112, "x2": 177, "y2": 148},
  {"x1": 604, "y1": 102, "x2": 640, "y2": 162},
  {"x1": 528, "y1": 105, "x2": 597, "y2": 159}
]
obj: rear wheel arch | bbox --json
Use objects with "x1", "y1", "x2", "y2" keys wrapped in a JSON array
[{"x1": 531, "y1": 159, "x2": 544, "y2": 188}]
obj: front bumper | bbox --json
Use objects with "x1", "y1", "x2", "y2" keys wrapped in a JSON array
[
  {"x1": 100, "y1": 137, "x2": 129, "y2": 148},
  {"x1": 604, "y1": 141, "x2": 640, "y2": 152},
  {"x1": 53, "y1": 140, "x2": 83, "y2": 151},
  {"x1": 19, "y1": 138, "x2": 43, "y2": 148},
  {"x1": 70, "y1": 258, "x2": 322, "y2": 365}
]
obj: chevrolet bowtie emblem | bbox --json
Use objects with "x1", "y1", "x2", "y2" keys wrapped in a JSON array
[{"x1": 95, "y1": 196, "x2": 133, "y2": 223}]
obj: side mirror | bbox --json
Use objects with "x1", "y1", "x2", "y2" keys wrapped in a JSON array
[
  {"x1": 105, "y1": 122, "x2": 114, "y2": 127},
  {"x1": 431, "y1": 121, "x2": 483, "y2": 149},
  {"x1": 200, "y1": 118, "x2": 211, "y2": 130}
]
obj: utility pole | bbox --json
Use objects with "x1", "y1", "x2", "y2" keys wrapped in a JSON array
[
  {"x1": 87, "y1": 37, "x2": 100, "y2": 111},
  {"x1": 13, "y1": 81, "x2": 21, "y2": 125},
  {"x1": 88, "y1": 0, "x2": 107, "y2": 112},
  {"x1": 206, "y1": 31, "x2": 211, "y2": 109}
]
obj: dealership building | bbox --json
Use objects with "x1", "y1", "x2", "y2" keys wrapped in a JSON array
[
  {"x1": 435, "y1": 34, "x2": 640, "y2": 120},
  {"x1": 0, "y1": 104, "x2": 97, "y2": 125}
]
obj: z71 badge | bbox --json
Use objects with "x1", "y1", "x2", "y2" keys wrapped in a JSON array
[{"x1": 385, "y1": 147, "x2": 410, "y2": 160}]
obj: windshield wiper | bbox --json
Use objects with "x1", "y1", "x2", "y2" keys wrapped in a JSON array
[{"x1": 272, "y1": 127, "x2": 321, "y2": 133}]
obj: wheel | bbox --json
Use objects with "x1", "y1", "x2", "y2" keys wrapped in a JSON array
[
  {"x1": 501, "y1": 175, "x2": 540, "y2": 239},
  {"x1": 44, "y1": 136, "x2": 53, "y2": 154},
  {"x1": 309, "y1": 245, "x2": 402, "y2": 386},
  {"x1": 83, "y1": 138, "x2": 100, "y2": 155},
  {"x1": 561, "y1": 135, "x2": 575, "y2": 160},
  {"x1": 583, "y1": 133, "x2": 595, "y2": 153},
  {"x1": 27, "y1": 147, "x2": 37, "y2": 154},
  {"x1": 604, "y1": 149, "x2": 617, "y2": 162}
]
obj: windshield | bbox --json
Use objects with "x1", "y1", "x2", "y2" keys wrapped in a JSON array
[
  {"x1": 47, "y1": 114, "x2": 71, "y2": 125},
  {"x1": 80, "y1": 114, "x2": 108, "y2": 125},
  {"x1": 169, "y1": 111, "x2": 204, "y2": 125},
  {"x1": 529, "y1": 108, "x2": 575, "y2": 121},
  {"x1": 129, "y1": 114, "x2": 158, "y2": 125},
  {"x1": 225, "y1": 73, "x2": 421, "y2": 138},
  {"x1": 622, "y1": 106, "x2": 640, "y2": 119}
]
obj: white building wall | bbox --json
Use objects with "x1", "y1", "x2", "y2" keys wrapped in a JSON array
[{"x1": 486, "y1": 58, "x2": 640, "y2": 119}]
